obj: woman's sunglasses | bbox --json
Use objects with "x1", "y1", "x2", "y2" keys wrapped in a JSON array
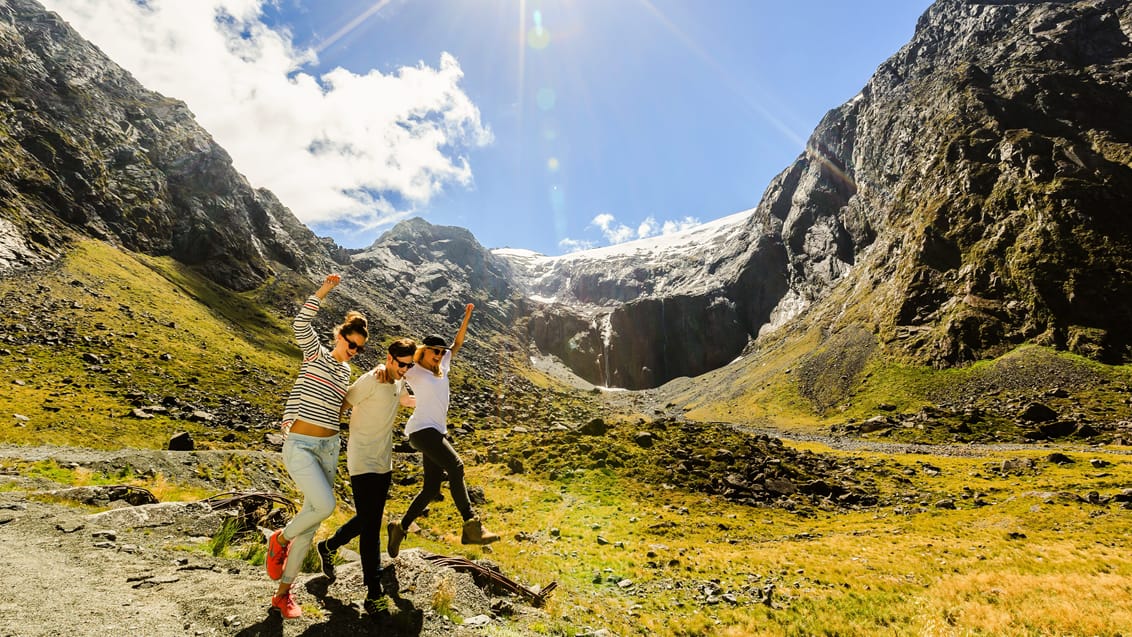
[{"x1": 343, "y1": 336, "x2": 365, "y2": 353}]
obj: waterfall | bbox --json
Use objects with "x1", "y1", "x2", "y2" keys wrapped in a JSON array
[
  {"x1": 598, "y1": 312, "x2": 613, "y2": 387},
  {"x1": 660, "y1": 297, "x2": 667, "y2": 381}
]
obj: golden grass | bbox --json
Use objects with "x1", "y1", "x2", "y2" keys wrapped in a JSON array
[
  {"x1": 6, "y1": 239, "x2": 1132, "y2": 635},
  {"x1": 441, "y1": 445, "x2": 1132, "y2": 637}
]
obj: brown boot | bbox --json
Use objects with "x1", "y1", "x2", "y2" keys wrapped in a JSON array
[
  {"x1": 461, "y1": 518, "x2": 500, "y2": 545},
  {"x1": 387, "y1": 521, "x2": 406, "y2": 558}
]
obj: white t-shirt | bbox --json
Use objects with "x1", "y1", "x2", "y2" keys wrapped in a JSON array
[
  {"x1": 403, "y1": 350, "x2": 451, "y2": 436},
  {"x1": 344, "y1": 368, "x2": 403, "y2": 475}
]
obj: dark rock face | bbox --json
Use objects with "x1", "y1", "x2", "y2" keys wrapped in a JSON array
[
  {"x1": 0, "y1": 0, "x2": 330, "y2": 289},
  {"x1": 504, "y1": 0, "x2": 1132, "y2": 386},
  {"x1": 501, "y1": 216, "x2": 789, "y2": 389},
  {"x1": 799, "y1": 0, "x2": 1132, "y2": 365}
]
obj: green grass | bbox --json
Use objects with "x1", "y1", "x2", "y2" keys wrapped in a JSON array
[
  {"x1": 6, "y1": 238, "x2": 1132, "y2": 635},
  {"x1": 7, "y1": 424, "x2": 1132, "y2": 635},
  {"x1": 0, "y1": 239, "x2": 308, "y2": 449},
  {"x1": 389, "y1": 441, "x2": 1132, "y2": 637},
  {"x1": 683, "y1": 337, "x2": 1132, "y2": 446}
]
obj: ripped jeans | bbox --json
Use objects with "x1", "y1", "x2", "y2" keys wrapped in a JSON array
[{"x1": 280, "y1": 432, "x2": 339, "y2": 584}]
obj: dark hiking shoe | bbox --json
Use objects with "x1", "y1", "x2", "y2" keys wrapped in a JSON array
[
  {"x1": 316, "y1": 539, "x2": 336, "y2": 582},
  {"x1": 387, "y1": 521, "x2": 405, "y2": 558},
  {"x1": 363, "y1": 587, "x2": 386, "y2": 616},
  {"x1": 461, "y1": 518, "x2": 500, "y2": 545}
]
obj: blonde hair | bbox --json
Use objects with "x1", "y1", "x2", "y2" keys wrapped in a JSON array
[{"x1": 413, "y1": 345, "x2": 444, "y2": 377}]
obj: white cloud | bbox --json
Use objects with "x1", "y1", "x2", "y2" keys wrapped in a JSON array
[
  {"x1": 40, "y1": 0, "x2": 492, "y2": 230},
  {"x1": 637, "y1": 217, "x2": 658, "y2": 238},
  {"x1": 590, "y1": 213, "x2": 635, "y2": 244},
  {"x1": 582, "y1": 213, "x2": 702, "y2": 246},
  {"x1": 557, "y1": 237, "x2": 596, "y2": 253}
]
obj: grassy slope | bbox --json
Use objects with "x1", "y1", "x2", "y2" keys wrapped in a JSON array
[
  {"x1": 0, "y1": 239, "x2": 300, "y2": 448},
  {"x1": 4, "y1": 239, "x2": 1132, "y2": 635},
  {"x1": 679, "y1": 317, "x2": 1132, "y2": 445}
]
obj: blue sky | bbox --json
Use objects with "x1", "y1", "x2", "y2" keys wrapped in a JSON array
[{"x1": 43, "y1": 0, "x2": 932, "y2": 255}]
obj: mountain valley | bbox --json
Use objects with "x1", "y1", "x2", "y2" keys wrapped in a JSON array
[{"x1": 3, "y1": 0, "x2": 1132, "y2": 635}]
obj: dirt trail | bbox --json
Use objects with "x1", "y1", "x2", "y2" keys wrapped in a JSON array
[
  {"x1": 0, "y1": 486, "x2": 532, "y2": 637},
  {"x1": 0, "y1": 493, "x2": 258, "y2": 637}
]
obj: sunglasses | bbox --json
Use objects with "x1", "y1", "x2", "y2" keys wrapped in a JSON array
[
  {"x1": 391, "y1": 358, "x2": 414, "y2": 369},
  {"x1": 343, "y1": 336, "x2": 365, "y2": 353},
  {"x1": 427, "y1": 347, "x2": 446, "y2": 355}
]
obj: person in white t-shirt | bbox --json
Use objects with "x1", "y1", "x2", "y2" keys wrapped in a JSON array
[
  {"x1": 386, "y1": 303, "x2": 500, "y2": 557},
  {"x1": 314, "y1": 338, "x2": 416, "y2": 612}
]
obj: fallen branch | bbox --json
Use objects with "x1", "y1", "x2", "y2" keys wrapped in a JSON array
[{"x1": 424, "y1": 554, "x2": 558, "y2": 607}]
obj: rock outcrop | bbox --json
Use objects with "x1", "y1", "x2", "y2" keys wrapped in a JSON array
[
  {"x1": 500, "y1": 0, "x2": 1132, "y2": 386},
  {"x1": 768, "y1": 0, "x2": 1132, "y2": 365},
  {"x1": 0, "y1": 0, "x2": 331, "y2": 290}
]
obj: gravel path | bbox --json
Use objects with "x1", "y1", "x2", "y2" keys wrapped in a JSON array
[{"x1": 0, "y1": 471, "x2": 539, "y2": 637}]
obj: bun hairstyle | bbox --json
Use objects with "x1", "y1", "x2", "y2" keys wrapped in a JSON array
[{"x1": 336, "y1": 311, "x2": 368, "y2": 340}]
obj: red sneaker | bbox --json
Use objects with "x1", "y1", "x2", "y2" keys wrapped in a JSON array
[
  {"x1": 266, "y1": 530, "x2": 288, "y2": 581},
  {"x1": 271, "y1": 591, "x2": 302, "y2": 619}
]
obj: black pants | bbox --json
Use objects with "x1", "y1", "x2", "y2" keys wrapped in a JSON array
[
  {"x1": 324, "y1": 471, "x2": 391, "y2": 593},
  {"x1": 401, "y1": 428, "x2": 474, "y2": 528}
]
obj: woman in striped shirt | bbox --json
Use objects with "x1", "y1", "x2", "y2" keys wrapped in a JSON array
[{"x1": 266, "y1": 273, "x2": 367, "y2": 619}]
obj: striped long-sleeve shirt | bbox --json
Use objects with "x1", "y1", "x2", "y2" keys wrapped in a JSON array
[{"x1": 281, "y1": 295, "x2": 350, "y2": 432}]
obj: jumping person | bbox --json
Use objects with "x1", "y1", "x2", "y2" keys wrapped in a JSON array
[
  {"x1": 316, "y1": 338, "x2": 417, "y2": 612},
  {"x1": 266, "y1": 274, "x2": 366, "y2": 620},
  {"x1": 387, "y1": 303, "x2": 499, "y2": 558}
]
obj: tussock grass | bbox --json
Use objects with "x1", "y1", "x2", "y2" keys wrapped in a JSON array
[
  {"x1": 6, "y1": 239, "x2": 1132, "y2": 635},
  {"x1": 0, "y1": 239, "x2": 301, "y2": 450},
  {"x1": 1, "y1": 458, "x2": 213, "y2": 501},
  {"x1": 432, "y1": 574, "x2": 458, "y2": 621},
  {"x1": 436, "y1": 443, "x2": 1132, "y2": 636}
]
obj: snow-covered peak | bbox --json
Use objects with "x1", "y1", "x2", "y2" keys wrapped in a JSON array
[
  {"x1": 493, "y1": 209, "x2": 755, "y2": 309},
  {"x1": 493, "y1": 209, "x2": 752, "y2": 264}
]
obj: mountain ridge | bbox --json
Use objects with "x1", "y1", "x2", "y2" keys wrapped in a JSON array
[{"x1": 3, "y1": 0, "x2": 1132, "y2": 397}]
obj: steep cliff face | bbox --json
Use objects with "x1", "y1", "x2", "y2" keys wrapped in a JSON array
[
  {"x1": 801, "y1": 0, "x2": 1132, "y2": 364},
  {"x1": 0, "y1": 0, "x2": 330, "y2": 290},
  {"x1": 498, "y1": 212, "x2": 788, "y2": 388},
  {"x1": 504, "y1": 0, "x2": 1132, "y2": 387},
  {"x1": 4, "y1": 0, "x2": 1130, "y2": 392}
]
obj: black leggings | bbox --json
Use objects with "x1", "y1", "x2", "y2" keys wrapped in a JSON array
[
  {"x1": 324, "y1": 471, "x2": 391, "y2": 592},
  {"x1": 401, "y1": 428, "x2": 474, "y2": 527}
]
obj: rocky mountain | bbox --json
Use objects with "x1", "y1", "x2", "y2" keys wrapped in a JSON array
[
  {"x1": 488, "y1": 0, "x2": 1132, "y2": 388},
  {"x1": 3, "y1": 0, "x2": 1131, "y2": 397},
  {"x1": 790, "y1": 0, "x2": 1132, "y2": 367},
  {"x1": 493, "y1": 211, "x2": 785, "y2": 389},
  {"x1": 0, "y1": 0, "x2": 334, "y2": 289}
]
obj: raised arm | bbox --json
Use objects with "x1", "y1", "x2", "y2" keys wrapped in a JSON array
[
  {"x1": 449, "y1": 303, "x2": 473, "y2": 358},
  {"x1": 314, "y1": 274, "x2": 340, "y2": 300},
  {"x1": 293, "y1": 274, "x2": 341, "y2": 358}
]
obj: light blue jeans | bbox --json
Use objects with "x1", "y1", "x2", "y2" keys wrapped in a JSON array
[{"x1": 280, "y1": 433, "x2": 340, "y2": 584}]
